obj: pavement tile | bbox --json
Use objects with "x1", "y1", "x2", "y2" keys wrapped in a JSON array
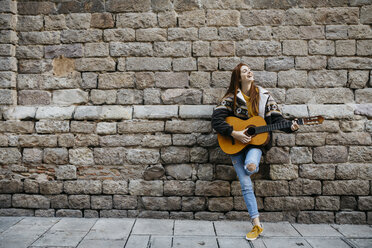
[
  {"x1": 173, "y1": 236, "x2": 218, "y2": 248},
  {"x1": 174, "y1": 219, "x2": 215, "y2": 236},
  {"x1": 260, "y1": 222, "x2": 301, "y2": 237},
  {"x1": 331, "y1": 224, "x2": 372, "y2": 238},
  {"x1": 124, "y1": 234, "x2": 150, "y2": 248},
  {"x1": 305, "y1": 237, "x2": 351, "y2": 248},
  {"x1": 31, "y1": 230, "x2": 88, "y2": 247},
  {"x1": 0, "y1": 217, "x2": 23, "y2": 233},
  {"x1": 131, "y1": 218, "x2": 174, "y2": 235},
  {"x1": 262, "y1": 237, "x2": 312, "y2": 248},
  {"x1": 291, "y1": 223, "x2": 343, "y2": 237},
  {"x1": 347, "y1": 238, "x2": 372, "y2": 248},
  {"x1": 48, "y1": 217, "x2": 97, "y2": 232},
  {"x1": 0, "y1": 217, "x2": 60, "y2": 248},
  {"x1": 148, "y1": 235, "x2": 172, "y2": 248},
  {"x1": 214, "y1": 220, "x2": 252, "y2": 236},
  {"x1": 84, "y1": 218, "x2": 134, "y2": 240},
  {"x1": 217, "y1": 237, "x2": 251, "y2": 247},
  {"x1": 76, "y1": 239, "x2": 126, "y2": 248}
]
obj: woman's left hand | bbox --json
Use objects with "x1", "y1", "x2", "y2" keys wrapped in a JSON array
[{"x1": 291, "y1": 119, "x2": 299, "y2": 131}]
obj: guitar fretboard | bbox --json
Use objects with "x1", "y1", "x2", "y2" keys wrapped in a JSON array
[{"x1": 255, "y1": 118, "x2": 304, "y2": 134}]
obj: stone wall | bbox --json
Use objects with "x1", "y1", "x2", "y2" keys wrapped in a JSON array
[{"x1": 0, "y1": 0, "x2": 371, "y2": 224}]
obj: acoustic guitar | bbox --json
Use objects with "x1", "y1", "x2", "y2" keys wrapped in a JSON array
[{"x1": 217, "y1": 115, "x2": 324, "y2": 154}]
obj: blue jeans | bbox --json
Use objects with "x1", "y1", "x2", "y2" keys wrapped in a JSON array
[{"x1": 230, "y1": 147, "x2": 262, "y2": 220}]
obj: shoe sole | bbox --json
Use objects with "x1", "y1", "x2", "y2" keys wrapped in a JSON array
[{"x1": 245, "y1": 231, "x2": 263, "y2": 241}]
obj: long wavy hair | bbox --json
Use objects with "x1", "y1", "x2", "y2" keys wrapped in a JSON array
[{"x1": 221, "y1": 63, "x2": 260, "y2": 116}]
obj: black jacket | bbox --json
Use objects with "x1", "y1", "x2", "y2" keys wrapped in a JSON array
[{"x1": 211, "y1": 87, "x2": 295, "y2": 154}]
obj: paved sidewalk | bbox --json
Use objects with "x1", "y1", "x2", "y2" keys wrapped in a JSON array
[{"x1": 0, "y1": 217, "x2": 371, "y2": 248}]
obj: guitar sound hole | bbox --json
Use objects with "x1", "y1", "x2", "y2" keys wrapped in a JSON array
[{"x1": 247, "y1": 127, "x2": 256, "y2": 136}]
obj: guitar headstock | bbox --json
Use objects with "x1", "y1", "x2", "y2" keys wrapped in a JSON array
[{"x1": 302, "y1": 116, "x2": 324, "y2": 125}]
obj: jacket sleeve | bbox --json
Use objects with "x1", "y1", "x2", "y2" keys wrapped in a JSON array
[
  {"x1": 265, "y1": 94, "x2": 295, "y2": 133},
  {"x1": 211, "y1": 108, "x2": 234, "y2": 136}
]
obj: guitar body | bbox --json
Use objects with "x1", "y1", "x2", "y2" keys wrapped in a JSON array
[{"x1": 217, "y1": 116, "x2": 269, "y2": 155}]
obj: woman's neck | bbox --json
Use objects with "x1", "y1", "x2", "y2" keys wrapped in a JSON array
[{"x1": 241, "y1": 80, "x2": 252, "y2": 95}]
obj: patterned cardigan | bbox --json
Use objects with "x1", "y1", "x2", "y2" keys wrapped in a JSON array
[{"x1": 211, "y1": 86, "x2": 295, "y2": 154}]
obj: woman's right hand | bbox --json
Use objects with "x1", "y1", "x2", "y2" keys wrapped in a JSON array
[{"x1": 231, "y1": 129, "x2": 251, "y2": 144}]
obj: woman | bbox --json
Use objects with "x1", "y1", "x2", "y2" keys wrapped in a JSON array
[{"x1": 211, "y1": 63, "x2": 299, "y2": 241}]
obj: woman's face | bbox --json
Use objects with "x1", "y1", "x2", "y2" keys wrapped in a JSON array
[{"x1": 240, "y1": 65, "x2": 254, "y2": 82}]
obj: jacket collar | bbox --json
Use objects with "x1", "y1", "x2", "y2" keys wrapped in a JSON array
[{"x1": 236, "y1": 86, "x2": 270, "y2": 118}]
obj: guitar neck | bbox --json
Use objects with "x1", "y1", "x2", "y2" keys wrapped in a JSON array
[{"x1": 255, "y1": 118, "x2": 304, "y2": 134}]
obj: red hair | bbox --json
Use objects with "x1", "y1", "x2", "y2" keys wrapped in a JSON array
[{"x1": 220, "y1": 63, "x2": 259, "y2": 116}]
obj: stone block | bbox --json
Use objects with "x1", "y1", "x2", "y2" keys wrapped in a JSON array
[
  {"x1": 314, "y1": 7, "x2": 359, "y2": 25},
  {"x1": 309, "y1": 40, "x2": 335, "y2": 55},
  {"x1": 3, "y1": 106, "x2": 36, "y2": 120},
  {"x1": 308, "y1": 104, "x2": 354, "y2": 119},
  {"x1": 103, "y1": 28, "x2": 135, "y2": 42},
  {"x1": 158, "y1": 11, "x2": 177, "y2": 28},
  {"x1": 18, "y1": 135, "x2": 57, "y2": 147},
  {"x1": 18, "y1": 90, "x2": 51, "y2": 105},
  {"x1": 236, "y1": 40, "x2": 281, "y2": 56},
  {"x1": 64, "y1": 180, "x2": 102, "y2": 194},
  {"x1": 94, "y1": 147, "x2": 125, "y2": 165},
  {"x1": 43, "y1": 148, "x2": 68, "y2": 164},
  {"x1": 254, "y1": 180, "x2": 289, "y2": 197},
  {"x1": 0, "y1": 89, "x2": 16, "y2": 104},
  {"x1": 55, "y1": 165, "x2": 76, "y2": 180},
  {"x1": 283, "y1": 40, "x2": 307, "y2": 55},
  {"x1": 91, "y1": 12, "x2": 114, "y2": 28},
  {"x1": 84, "y1": 42, "x2": 109, "y2": 57},
  {"x1": 278, "y1": 70, "x2": 307, "y2": 88},
  {"x1": 116, "y1": 13, "x2": 157, "y2": 28},
  {"x1": 45, "y1": 14, "x2": 66, "y2": 30},
  {"x1": 35, "y1": 120, "x2": 69, "y2": 134},
  {"x1": 61, "y1": 29, "x2": 102, "y2": 43},
  {"x1": 113, "y1": 195, "x2": 137, "y2": 209},
  {"x1": 165, "y1": 120, "x2": 212, "y2": 133},
  {"x1": 90, "y1": 90, "x2": 117, "y2": 104},
  {"x1": 52, "y1": 89, "x2": 88, "y2": 105},
  {"x1": 133, "y1": 105, "x2": 177, "y2": 119},
  {"x1": 295, "y1": 56, "x2": 327, "y2": 70},
  {"x1": 289, "y1": 178, "x2": 321, "y2": 196},
  {"x1": 36, "y1": 106, "x2": 75, "y2": 120},
  {"x1": 69, "y1": 148, "x2": 94, "y2": 165},
  {"x1": 335, "y1": 40, "x2": 356, "y2": 56},
  {"x1": 142, "y1": 196, "x2": 181, "y2": 211},
  {"x1": 264, "y1": 196, "x2": 314, "y2": 211},
  {"x1": 328, "y1": 57, "x2": 372, "y2": 69},
  {"x1": 168, "y1": 27, "x2": 198, "y2": 41},
  {"x1": 241, "y1": 10, "x2": 284, "y2": 26},
  {"x1": 91, "y1": 195, "x2": 112, "y2": 210},
  {"x1": 266, "y1": 56, "x2": 294, "y2": 71},
  {"x1": 323, "y1": 180, "x2": 369, "y2": 195},
  {"x1": 136, "y1": 28, "x2": 167, "y2": 42},
  {"x1": 39, "y1": 181, "x2": 63, "y2": 195},
  {"x1": 269, "y1": 164, "x2": 298, "y2": 180},
  {"x1": 23, "y1": 148, "x2": 43, "y2": 164},
  {"x1": 349, "y1": 146, "x2": 372, "y2": 162},
  {"x1": 195, "y1": 180, "x2": 230, "y2": 196},
  {"x1": 126, "y1": 57, "x2": 171, "y2": 71},
  {"x1": 75, "y1": 58, "x2": 115, "y2": 71},
  {"x1": 315, "y1": 196, "x2": 340, "y2": 210},
  {"x1": 128, "y1": 179, "x2": 163, "y2": 196},
  {"x1": 0, "y1": 148, "x2": 21, "y2": 165},
  {"x1": 68, "y1": 195, "x2": 90, "y2": 209},
  {"x1": 110, "y1": 42, "x2": 153, "y2": 56},
  {"x1": 19, "y1": 31, "x2": 60, "y2": 45},
  {"x1": 118, "y1": 120, "x2": 164, "y2": 133},
  {"x1": 16, "y1": 45, "x2": 43, "y2": 59},
  {"x1": 12, "y1": 194, "x2": 50, "y2": 209},
  {"x1": 65, "y1": 13, "x2": 91, "y2": 29},
  {"x1": 161, "y1": 146, "x2": 189, "y2": 164},
  {"x1": 117, "y1": 89, "x2": 143, "y2": 104},
  {"x1": 348, "y1": 70, "x2": 369, "y2": 88}
]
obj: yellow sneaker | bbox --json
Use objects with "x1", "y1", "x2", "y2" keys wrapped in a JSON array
[{"x1": 245, "y1": 224, "x2": 263, "y2": 241}]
